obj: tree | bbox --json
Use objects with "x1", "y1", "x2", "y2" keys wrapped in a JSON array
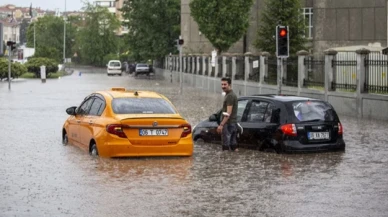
[
  {"x1": 121, "y1": 0, "x2": 180, "y2": 61},
  {"x1": 190, "y1": 0, "x2": 254, "y2": 54},
  {"x1": 0, "y1": 58, "x2": 28, "y2": 80},
  {"x1": 76, "y1": 4, "x2": 120, "y2": 66},
  {"x1": 25, "y1": 57, "x2": 58, "y2": 78},
  {"x1": 26, "y1": 15, "x2": 77, "y2": 62},
  {"x1": 255, "y1": 0, "x2": 307, "y2": 55}
]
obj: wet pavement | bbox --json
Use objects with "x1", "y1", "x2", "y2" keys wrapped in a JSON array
[{"x1": 1, "y1": 66, "x2": 388, "y2": 217}]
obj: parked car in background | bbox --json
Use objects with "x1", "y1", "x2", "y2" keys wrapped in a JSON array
[
  {"x1": 62, "y1": 87, "x2": 193, "y2": 158},
  {"x1": 107, "y1": 60, "x2": 122, "y2": 76},
  {"x1": 193, "y1": 95, "x2": 345, "y2": 153},
  {"x1": 135, "y1": 63, "x2": 150, "y2": 76}
]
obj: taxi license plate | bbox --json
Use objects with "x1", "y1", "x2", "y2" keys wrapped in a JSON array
[
  {"x1": 308, "y1": 132, "x2": 330, "y2": 140},
  {"x1": 139, "y1": 129, "x2": 168, "y2": 136}
]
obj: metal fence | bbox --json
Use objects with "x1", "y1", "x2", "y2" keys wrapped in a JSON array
[
  {"x1": 226, "y1": 57, "x2": 232, "y2": 78},
  {"x1": 332, "y1": 52, "x2": 357, "y2": 91},
  {"x1": 265, "y1": 56, "x2": 278, "y2": 85},
  {"x1": 365, "y1": 52, "x2": 388, "y2": 93},
  {"x1": 204, "y1": 58, "x2": 209, "y2": 76},
  {"x1": 283, "y1": 56, "x2": 298, "y2": 87},
  {"x1": 235, "y1": 56, "x2": 245, "y2": 80},
  {"x1": 198, "y1": 57, "x2": 203, "y2": 75},
  {"x1": 248, "y1": 56, "x2": 260, "y2": 82},
  {"x1": 217, "y1": 57, "x2": 222, "y2": 77},
  {"x1": 303, "y1": 55, "x2": 325, "y2": 87}
]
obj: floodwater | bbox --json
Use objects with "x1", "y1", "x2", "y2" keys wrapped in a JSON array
[{"x1": 0, "y1": 66, "x2": 387, "y2": 217}]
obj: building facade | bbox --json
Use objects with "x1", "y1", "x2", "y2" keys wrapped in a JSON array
[
  {"x1": 94, "y1": 0, "x2": 128, "y2": 35},
  {"x1": 181, "y1": 0, "x2": 387, "y2": 55}
]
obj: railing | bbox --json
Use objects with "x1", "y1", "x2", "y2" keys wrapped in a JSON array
[
  {"x1": 204, "y1": 57, "x2": 209, "y2": 76},
  {"x1": 235, "y1": 56, "x2": 244, "y2": 80},
  {"x1": 217, "y1": 57, "x2": 222, "y2": 77},
  {"x1": 365, "y1": 52, "x2": 388, "y2": 94},
  {"x1": 283, "y1": 56, "x2": 298, "y2": 87},
  {"x1": 332, "y1": 52, "x2": 357, "y2": 91},
  {"x1": 198, "y1": 57, "x2": 203, "y2": 75},
  {"x1": 226, "y1": 57, "x2": 232, "y2": 78},
  {"x1": 248, "y1": 56, "x2": 260, "y2": 82},
  {"x1": 265, "y1": 57, "x2": 278, "y2": 85},
  {"x1": 304, "y1": 56, "x2": 325, "y2": 87}
]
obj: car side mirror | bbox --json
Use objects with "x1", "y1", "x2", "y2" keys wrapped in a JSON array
[
  {"x1": 66, "y1": 106, "x2": 77, "y2": 116},
  {"x1": 209, "y1": 114, "x2": 218, "y2": 122}
]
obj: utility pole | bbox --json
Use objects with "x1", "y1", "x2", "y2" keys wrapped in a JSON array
[
  {"x1": 33, "y1": 21, "x2": 36, "y2": 49},
  {"x1": 63, "y1": 0, "x2": 67, "y2": 65},
  {"x1": 8, "y1": 45, "x2": 11, "y2": 90},
  {"x1": 179, "y1": 36, "x2": 183, "y2": 94}
]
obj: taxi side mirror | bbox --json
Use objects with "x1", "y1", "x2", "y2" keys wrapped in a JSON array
[{"x1": 66, "y1": 106, "x2": 77, "y2": 116}]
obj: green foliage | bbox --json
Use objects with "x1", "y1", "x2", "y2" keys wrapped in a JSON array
[
  {"x1": 190, "y1": 0, "x2": 254, "y2": 54},
  {"x1": 25, "y1": 57, "x2": 59, "y2": 78},
  {"x1": 121, "y1": 0, "x2": 180, "y2": 61},
  {"x1": 76, "y1": 4, "x2": 120, "y2": 66},
  {"x1": 0, "y1": 58, "x2": 28, "y2": 80},
  {"x1": 103, "y1": 53, "x2": 119, "y2": 66},
  {"x1": 26, "y1": 15, "x2": 77, "y2": 62},
  {"x1": 255, "y1": 0, "x2": 307, "y2": 55}
]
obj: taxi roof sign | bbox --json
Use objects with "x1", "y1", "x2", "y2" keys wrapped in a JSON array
[{"x1": 111, "y1": 87, "x2": 126, "y2": 91}]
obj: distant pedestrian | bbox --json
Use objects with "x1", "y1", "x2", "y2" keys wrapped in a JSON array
[{"x1": 217, "y1": 77, "x2": 238, "y2": 151}]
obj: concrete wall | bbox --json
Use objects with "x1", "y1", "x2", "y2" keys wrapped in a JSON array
[{"x1": 156, "y1": 68, "x2": 388, "y2": 121}]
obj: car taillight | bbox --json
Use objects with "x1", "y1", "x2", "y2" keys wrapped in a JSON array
[
  {"x1": 180, "y1": 124, "x2": 192, "y2": 138},
  {"x1": 338, "y1": 122, "x2": 343, "y2": 135},
  {"x1": 106, "y1": 124, "x2": 127, "y2": 138},
  {"x1": 281, "y1": 124, "x2": 297, "y2": 137}
]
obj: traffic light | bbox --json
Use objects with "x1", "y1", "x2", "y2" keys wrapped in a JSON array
[
  {"x1": 276, "y1": 26, "x2": 289, "y2": 58},
  {"x1": 7, "y1": 41, "x2": 16, "y2": 51},
  {"x1": 178, "y1": 39, "x2": 184, "y2": 45}
]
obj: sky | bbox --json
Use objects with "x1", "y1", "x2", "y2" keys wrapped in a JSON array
[{"x1": 2, "y1": 0, "x2": 90, "y2": 12}]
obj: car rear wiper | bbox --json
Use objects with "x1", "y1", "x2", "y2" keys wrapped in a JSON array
[{"x1": 299, "y1": 119, "x2": 323, "y2": 123}]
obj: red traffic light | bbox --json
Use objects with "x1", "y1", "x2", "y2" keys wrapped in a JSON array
[{"x1": 279, "y1": 29, "x2": 287, "y2": 37}]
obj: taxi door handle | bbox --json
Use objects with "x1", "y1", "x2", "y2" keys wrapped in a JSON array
[
  {"x1": 76, "y1": 120, "x2": 81, "y2": 123},
  {"x1": 89, "y1": 120, "x2": 94, "y2": 125}
]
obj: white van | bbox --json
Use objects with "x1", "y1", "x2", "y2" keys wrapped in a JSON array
[{"x1": 107, "y1": 60, "x2": 122, "y2": 76}]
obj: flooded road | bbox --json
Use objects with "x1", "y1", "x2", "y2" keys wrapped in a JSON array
[{"x1": 1, "y1": 67, "x2": 388, "y2": 217}]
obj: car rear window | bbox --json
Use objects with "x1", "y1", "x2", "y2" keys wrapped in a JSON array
[
  {"x1": 112, "y1": 98, "x2": 176, "y2": 114},
  {"x1": 290, "y1": 101, "x2": 338, "y2": 122},
  {"x1": 109, "y1": 62, "x2": 121, "y2": 67},
  {"x1": 137, "y1": 64, "x2": 148, "y2": 67}
]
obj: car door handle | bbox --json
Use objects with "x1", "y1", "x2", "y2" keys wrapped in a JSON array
[
  {"x1": 76, "y1": 120, "x2": 81, "y2": 123},
  {"x1": 89, "y1": 120, "x2": 94, "y2": 125}
]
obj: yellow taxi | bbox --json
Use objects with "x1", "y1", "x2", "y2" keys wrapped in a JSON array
[{"x1": 62, "y1": 87, "x2": 193, "y2": 158}]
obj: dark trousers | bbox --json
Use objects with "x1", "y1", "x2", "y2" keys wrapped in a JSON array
[{"x1": 222, "y1": 123, "x2": 237, "y2": 150}]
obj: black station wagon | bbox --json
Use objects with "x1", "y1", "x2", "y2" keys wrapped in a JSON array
[{"x1": 192, "y1": 95, "x2": 345, "y2": 153}]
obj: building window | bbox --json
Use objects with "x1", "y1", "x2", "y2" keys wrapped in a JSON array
[{"x1": 302, "y1": 8, "x2": 313, "y2": 39}]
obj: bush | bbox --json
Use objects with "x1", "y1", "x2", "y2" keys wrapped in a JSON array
[
  {"x1": 0, "y1": 58, "x2": 28, "y2": 80},
  {"x1": 25, "y1": 57, "x2": 59, "y2": 78},
  {"x1": 103, "y1": 53, "x2": 119, "y2": 67}
]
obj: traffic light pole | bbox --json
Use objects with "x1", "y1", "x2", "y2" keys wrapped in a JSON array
[
  {"x1": 277, "y1": 57, "x2": 282, "y2": 95},
  {"x1": 8, "y1": 45, "x2": 11, "y2": 90}
]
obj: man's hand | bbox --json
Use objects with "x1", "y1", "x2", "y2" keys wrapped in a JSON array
[{"x1": 217, "y1": 125, "x2": 223, "y2": 134}]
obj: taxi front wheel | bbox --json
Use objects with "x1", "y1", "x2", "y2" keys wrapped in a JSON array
[{"x1": 90, "y1": 142, "x2": 99, "y2": 156}]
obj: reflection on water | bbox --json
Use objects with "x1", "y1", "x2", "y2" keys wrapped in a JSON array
[{"x1": 0, "y1": 68, "x2": 388, "y2": 217}]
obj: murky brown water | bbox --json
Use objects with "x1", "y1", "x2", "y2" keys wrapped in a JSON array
[{"x1": 1, "y1": 67, "x2": 387, "y2": 217}]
